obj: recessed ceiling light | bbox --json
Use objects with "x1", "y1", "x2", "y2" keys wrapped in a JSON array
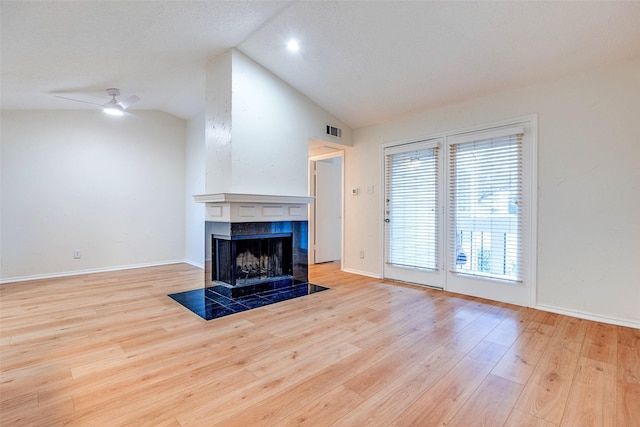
[{"x1": 287, "y1": 39, "x2": 300, "y2": 53}]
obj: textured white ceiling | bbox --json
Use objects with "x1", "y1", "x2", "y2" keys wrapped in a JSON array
[{"x1": 2, "y1": 1, "x2": 639, "y2": 129}]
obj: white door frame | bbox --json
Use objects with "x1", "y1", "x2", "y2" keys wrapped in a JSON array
[{"x1": 309, "y1": 151, "x2": 345, "y2": 267}]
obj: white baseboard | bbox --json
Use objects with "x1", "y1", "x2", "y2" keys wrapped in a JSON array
[
  {"x1": 341, "y1": 267, "x2": 382, "y2": 279},
  {"x1": 183, "y1": 260, "x2": 204, "y2": 269},
  {"x1": 536, "y1": 304, "x2": 640, "y2": 329},
  {"x1": 0, "y1": 259, "x2": 189, "y2": 284}
]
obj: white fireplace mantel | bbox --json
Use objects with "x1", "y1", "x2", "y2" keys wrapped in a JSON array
[
  {"x1": 193, "y1": 193, "x2": 314, "y2": 223},
  {"x1": 193, "y1": 193, "x2": 314, "y2": 205}
]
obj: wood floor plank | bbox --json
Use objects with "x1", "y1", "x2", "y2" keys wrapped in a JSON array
[
  {"x1": 581, "y1": 321, "x2": 618, "y2": 365},
  {"x1": 334, "y1": 344, "x2": 467, "y2": 426},
  {"x1": 390, "y1": 340, "x2": 509, "y2": 426},
  {"x1": 617, "y1": 328, "x2": 640, "y2": 385},
  {"x1": 513, "y1": 338, "x2": 582, "y2": 425},
  {"x1": 554, "y1": 315, "x2": 588, "y2": 344},
  {"x1": 0, "y1": 262, "x2": 637, "y2": 426},
  {"x1": 504, "y1": 408, "x2": 559, "y2": 426},
  {"x1": 176, "y1": 341, "x2": 361, "y2": 426},
  {"x1": 616, "y1": 380, "x2": 640, "y2": 427},
  {"x1": 279, "y1": 385, "x2": 365, "y2": 427},
  {"x1": 561, "y1": 357, "x2": 617, "y2": 427},
  {"x1": 447, "y1": 373, "x2": 523, "y2": 426},
  {"x1": 342, "y1": 326, "x2": 451, "y2": 399},
  {"x1": 484, "y1": 313, "x2": 530, "y2": 348},
  {"x1": 616, "y1": 326, "x2": 640, "y2": 427},
  {"x1": 228, "y1": 325, "x2": 439, "y2": 426},
  {"x1": 492, "y1": 321, "x2": 556, "y2": 385}
]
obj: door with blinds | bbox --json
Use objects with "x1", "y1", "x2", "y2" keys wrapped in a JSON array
[
  {"x1": 383, "y1": 121, "x2": 535, "y2": 307},
  {"x1": 445, "y1": 125, "x2": 533, "y2": 306},
  {"x1": 383, "y1": 139, "x2": 444, "y2": 288}
]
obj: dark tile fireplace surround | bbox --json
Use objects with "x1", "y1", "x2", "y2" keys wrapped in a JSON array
[{"x1": 204, "y1": 220, "x2": 309, "y2": 297}]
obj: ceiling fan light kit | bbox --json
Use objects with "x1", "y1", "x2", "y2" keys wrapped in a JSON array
[
  {"x1": 55, "y1": 88, "x2": 140, "y2": 118},
  {"x1": 103, "y1": 106, "x2": 124, "y2": 116}
]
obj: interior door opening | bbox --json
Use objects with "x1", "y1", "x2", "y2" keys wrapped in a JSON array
[{"x1": 309, "y1": 153, "x2": 343, "y2": 265}]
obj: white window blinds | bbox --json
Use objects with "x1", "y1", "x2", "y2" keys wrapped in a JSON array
[
  {"x1": 385, "y1": 143, "x2": 440, "y2": 270},
  {"x1": 448, "y1": 131, "x2": 524, "y2": 282}
]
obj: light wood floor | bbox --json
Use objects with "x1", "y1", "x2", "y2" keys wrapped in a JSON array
[{"x1": 1, "y1": 262, "x2": 638, "y2": 426}]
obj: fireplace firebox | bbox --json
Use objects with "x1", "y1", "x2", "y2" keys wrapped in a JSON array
[{"x1": 212, "y1": 233, "x2": 293, "y2": 287}]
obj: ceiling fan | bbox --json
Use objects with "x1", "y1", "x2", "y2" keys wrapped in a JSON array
[{"x1": 55, "y1": 88, "x2": 140, "y2": 117}]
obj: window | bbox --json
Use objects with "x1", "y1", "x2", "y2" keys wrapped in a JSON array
[{"x1": 448, "y1": 130, "x2": 523, "y2": 282}]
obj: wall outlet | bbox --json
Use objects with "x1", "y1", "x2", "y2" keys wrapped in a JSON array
[
  {"x1": 359, "y1": 250, "x2": 365, "y2": 259},
  {"x1": 73, "y1": 250, "x2": 81, "y2": 259}
]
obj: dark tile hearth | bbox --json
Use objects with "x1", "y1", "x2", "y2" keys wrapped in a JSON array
[{"x1": 168, "y1": 283, "x2": 329, "y2": 320}]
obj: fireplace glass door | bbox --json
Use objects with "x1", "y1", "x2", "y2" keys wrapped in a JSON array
[{"x1": 212, "y1": 233, "x2": 293, "y2": 287}]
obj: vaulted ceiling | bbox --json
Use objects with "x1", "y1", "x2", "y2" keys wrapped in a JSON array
[{"x1": 2, "y1": 1, "x2": 639, "y2": 129}]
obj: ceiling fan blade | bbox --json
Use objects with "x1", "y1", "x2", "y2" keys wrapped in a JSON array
[
  {"x1": 123, "y1": 110, "x2": 144, "y2": 120},
  {"x1": 55, "y1": 95, "x2": 104, "y2": 108},
  {"x1": 118, "y1": 95, "x2": 140, "y2": 110}
]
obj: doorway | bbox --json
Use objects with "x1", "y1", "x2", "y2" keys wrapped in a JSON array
[{"x1": 309, "y1": 152, "x2": 343, "y2": 265}]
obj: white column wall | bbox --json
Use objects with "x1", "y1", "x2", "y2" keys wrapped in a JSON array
[
  {"x1": 204, "y1": 49, "x2": 352, "y2": 197},
  {"x1": 230, "y1": 50, "x2": 307, "y2": 195},
  {"x1": 1, "y1": 110, "x2": 187, "y2": 281},
  {"x1": 344, "y1": 58, "x2": 640, "y2": 326},
  {"x1": 204, "y1": 51, "x2": 234, "y2": 195}
]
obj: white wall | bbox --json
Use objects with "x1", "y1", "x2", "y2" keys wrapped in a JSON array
[
  {"x1": 344, "y1": 58, "x2": 640, "y2": 326},
  {"x1": 185, "y1": 112, "x2": 205, "y2": 267},
  {"x1": 204, "y1": 51, "x2": 233, "y2": 195},
  {"x1": 1, "y1": 110, "x2": 187, "y2": 281},
  {"x1": 204, "y1": 49, "x2": 352, "y2": 196}
]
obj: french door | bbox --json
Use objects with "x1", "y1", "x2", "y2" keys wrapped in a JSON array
[
  {"x1": 383, "y1": 121, "x2": 536, "y2": 306},
  {"x1": 383, "y1": 139, "x2": 444, "y2": 288}
]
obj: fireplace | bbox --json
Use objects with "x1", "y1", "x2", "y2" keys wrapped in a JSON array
[
  {"x1": 211, "y1": 232, "x2": 293, "y2": 287},
  {"x1": 204, "y1": 219, "x2": 308, "y2": 297}
]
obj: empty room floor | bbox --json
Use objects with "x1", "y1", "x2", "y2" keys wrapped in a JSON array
[{"x1": 1, "y1": 262, "x2": 638, "y2": 426}]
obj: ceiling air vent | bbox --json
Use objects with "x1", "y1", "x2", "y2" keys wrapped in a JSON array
[{"x1": 326, "y1": 125, "x2": 342, "y2": 138}]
